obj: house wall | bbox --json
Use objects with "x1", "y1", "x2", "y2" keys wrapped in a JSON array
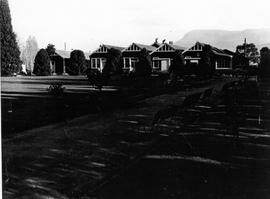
[
  {"x1": 50, "y1": 55, "x2": 71, "y2": 75},
  {"x1": 150, "y1": 51, "x2": 176, "y2": 72},
  {"x1": 90, "y1": 53, "x2": 109, "y2": 71}
]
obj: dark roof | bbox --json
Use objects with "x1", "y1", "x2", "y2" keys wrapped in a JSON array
[
  {"x1": 134, "y1": 43, "x2": 157, "y2": 52},
  {"x1": 103, "y1": 44, "x2": 125, "y2": 51},
  {"x1": 187, "y1": 42, "x2": 231, "y2": 57},
  {"x1": 54, "y1": 50, "x2": 90, "y2": 60},
  {"x1": 170, "y1": 44, "x2": 186, "y2": 51},
  {"x1": 150, "y1": 43, "x2": 186, "y2": 54}
]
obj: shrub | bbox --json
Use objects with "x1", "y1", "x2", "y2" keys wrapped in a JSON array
[
  {"x1": 33, "y1": 49, "x2": 51, "y2": 76},
  {"x1": 67, "y1": 50, "x2": 86, "y2": 75},
  {"x1": 86, "y1": 69, "x2": 103, "y2": 90},
  {"x1": 47, "y1": 82, "x2": 66, "y2": 96},
  {"x1": 135, "y1": 48, "x2": 152, "y2": 77}
]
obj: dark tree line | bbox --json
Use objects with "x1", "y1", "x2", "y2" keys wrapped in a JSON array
[{"x1": 0, "y1": 0, "x2": 21, "y2": 76}]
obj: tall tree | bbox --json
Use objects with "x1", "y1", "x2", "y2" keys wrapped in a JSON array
[
  {"x1": 46, "y1": 44, "x2": 56, "y2": 56},
  {"x1": 102, "y1": 48, "x2": 122, "y2": 76},
  {"x1": 33, "y1": 49, "x2": 51, "y2": 76},
  {"x1": 68, "y1": 50, "x2": 86, "y2": 75},
  {"x1": 0, "y1": 0, "x2": 21, "y2": 76},
  {"x1": 236, "y1": 42, "x2": 259, "y2": 65},
  {"x1": 21, "y1": 36, "x2": 39, "y2": 73},
  {"x1": 135, "y1": 48, "x2": 152, "y2": 77},
  {"x1": 258, "y1": 47, "x2": 270, "y2": 77}
]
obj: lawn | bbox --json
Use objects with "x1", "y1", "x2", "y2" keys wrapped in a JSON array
[{"x1": 1, "y1": 76, "x2": 121, "y2": 138}]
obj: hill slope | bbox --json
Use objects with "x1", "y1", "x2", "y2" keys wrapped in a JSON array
[{"x1": 175, "y1": 29, "x2": 270, "y2": 51}]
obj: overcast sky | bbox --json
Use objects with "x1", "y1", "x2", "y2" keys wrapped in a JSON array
[{"x1": 9, "y1": 0, "x2": 270, "y2": 52}]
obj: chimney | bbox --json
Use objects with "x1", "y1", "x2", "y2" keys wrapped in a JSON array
[
  {"x1": 64, "y1": 42, "x2": 66, "y2": 51},
  {"x1": 169, "y1": 41, "x2": 173, "y2": 45}
]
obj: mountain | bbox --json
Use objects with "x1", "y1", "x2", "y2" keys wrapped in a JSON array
[{"x1": 175, "y1": 29, "x2": 270, "y2": 51}]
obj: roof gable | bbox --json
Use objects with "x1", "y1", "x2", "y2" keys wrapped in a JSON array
[
  {"x1": 155, "y1": 43, "x2": 175, "y2": 52},
  {"x1": 150, "y1": 43, "x2": 185, "y2": 54},
  {"x1": 94, "y1": 45, "x2": 109, "y2": 53},
  {"x1": 183, "y1": 42, "x2": 231, "y2": 57},
  {"x1": 92, "y1": 44, "x2": 125, "y2": 54},
  {"x1": 123, "y1": 43, "x2": 142, "y2": 52},
  {"x1": 123, "y1": 43, "x2": 157, "y2": 52},
  {"x1": 186, "y1": 42, "x2": 204, "y2": 51}
]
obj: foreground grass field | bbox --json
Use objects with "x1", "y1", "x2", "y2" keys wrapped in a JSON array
[{"x1": 1, "y1": 76, "x2": 121, "y2": 138}]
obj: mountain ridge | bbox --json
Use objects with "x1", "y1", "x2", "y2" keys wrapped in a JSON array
[{"x1": 175, "y1": 29, "x2": 270, "y2": 51}]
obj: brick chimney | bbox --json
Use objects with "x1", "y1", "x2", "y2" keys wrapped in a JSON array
[{"x1": 169, "y1": 41, "x2": 173, "y2": 45}]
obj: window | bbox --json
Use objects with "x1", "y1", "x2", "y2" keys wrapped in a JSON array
[
  {"x1": 91, "y1": 58, "x2": 106, "y2": 69},
  {"x1": 152, "y1": 58, "x2": 170, "y2": 71},
  {"x1": 97, "y1": 59, "x2": 101, "y2": 68},
  {"x1": 130, "y1": 58, "x2": 138, "y2": 68},
  {"x1": 123, "y1": 58, "x2": 130, "y2": 69},
  {"x1": 153, "y1": 60, "x2": 161, "y2": 69},
  {"x1": 91, "y1": 59, "x2": 96, "y2": 68}
]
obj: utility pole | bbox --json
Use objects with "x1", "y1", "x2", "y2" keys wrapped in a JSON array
[{"x1": 244, "y1": 38, "x2": 247, "y2": 58}]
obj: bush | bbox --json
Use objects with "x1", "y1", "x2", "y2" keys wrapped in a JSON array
[
  {"x1": 67, "y1": 50, "x2": 86, "y2": 75},
  {"x1": 33, "y1": 49, "x2": 51, "y2": 76},
  {"x1": 47, "y1": 82, "x2": 66, "y2": 96},
  {"x1": 134, "y1": 48, "x2": 152, "y2": 77},
  {"x1": 86, "y1": 69, "x2": 103, "y2": 90}
]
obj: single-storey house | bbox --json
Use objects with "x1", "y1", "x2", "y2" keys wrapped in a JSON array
[
  {"x1": 183, "y1": 42, "x2": 233, "y2": 71},
  {"x1": 150, "y1": 42, "x2": 185, "y2": 72},
  {"x1": 50, "y1": 50, "x2": 90, "y2": 75},
  {"x1": 89, "y1": 44, "x2": 125, "y2": 71},
  {"x1": 121, "y1": 43, "x2": 157, "y2": 72}
]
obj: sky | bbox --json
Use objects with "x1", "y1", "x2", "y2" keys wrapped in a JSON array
[{"x1": 9, "y1": 0, "x2": 270, "y2": 52}]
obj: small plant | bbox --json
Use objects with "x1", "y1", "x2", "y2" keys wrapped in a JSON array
[{"x1": 47, "y1": 82, "x2": 66, "y2": 96}]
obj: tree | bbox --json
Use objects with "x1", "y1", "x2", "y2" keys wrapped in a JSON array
[
  {"x1": 33, "y1": 49, "x2": 51, "y2": 76},
  {"x1": 0, "y1": 0, "x2": 21, "y2": 76},
  {"x1": 21, "y1": 36, "x2": 39, "y2": 74},
  {"x1": 134, "y1": 48, "x2": 152, "y2": 77},
  {"x1": 236, "y1": 42, "x2": 259, "y2": 65},
  {"x1": 168, "y1": 50, "x2": 185, "y2": 78},
  {"x1": 67, "y1": 50, "x2": 86, "y2": 75},
  {"x1": 46, "y1": 44, "x2": 56, "y2": 56},
  {"x1": 102, "y1": 48, "x2": 122, "y2": 76},
  {"x1": 258, "y1": 47, "x2": 270, "y2": 77},
  {"x1": 198, "y1": 45, "x2": 214, "y2": 77}
]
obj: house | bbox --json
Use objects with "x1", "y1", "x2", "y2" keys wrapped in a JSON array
[
  {"x1": 50, "y1": 50, "x2": 90, "y2": 75},
  {"x1": 89, "y1": 44, "x2": 125, "y2": 71},
  {"x1": 183, "y1": 42, "x2": 233, "y2": 72},
  {"x1": 121, "y1": 43, "x2": 157, "y2": 72},
  {"x1": 50, "y1": 50, "x2": 71, "y2": 75},
  {"x1": 150, "y1": 42, "x2": 185, "y2": 72}
]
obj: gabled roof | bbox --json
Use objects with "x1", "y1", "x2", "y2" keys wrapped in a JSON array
[
  {"x1": 135, "y1": 43, "x2": 157, "y2": 51},
  {"x1": 183, "y1": 42, "x2": 231, "y2": 57},
  {"x1": 91, "y1": 44, "x2": 125, "y2": 54},
  {"x1": 123, "y1": 43, "x2": 157, "y2": 52},
  {"x1": 55, "y1": 50, "x2": 71, "y2": 59},
  {"x1": 150, "y1": 43, "x2": 185, "y2": 54},
  {"x1": 104, "y1": 44, "x2": 125, "y2": 51},
  {"x1": 171, "y1": 44, "x2": 186, "y2": 50},
  {"x1": 54, "y1": 50, "x2": 91, "y2": 60}
]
